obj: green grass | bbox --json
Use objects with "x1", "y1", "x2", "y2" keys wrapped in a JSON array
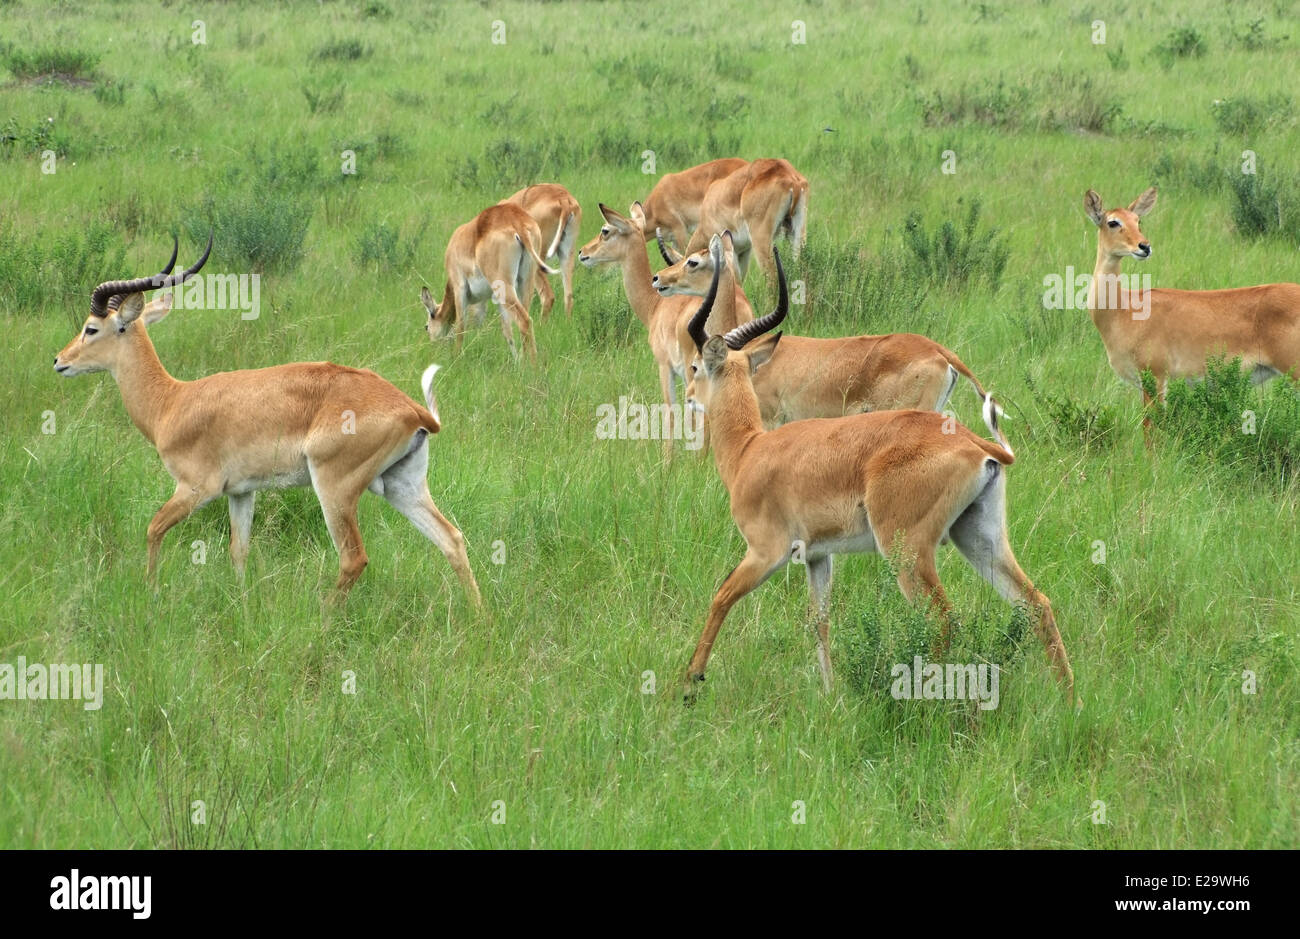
[{"x1": 1, "y1": 0, "x2": 1297, "y2": 849}]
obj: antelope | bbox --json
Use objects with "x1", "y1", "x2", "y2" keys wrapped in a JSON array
[
  {"x1": 679, "y1": 249, "x2": 1074, "y2": 703},
  {"x1": 54, "y1": 237, "x2": 481, "y2": 604},
  {"x1": 684, "y1": 158, "x2": 809, "y2": 282},
  {"x1": 641, "y1": 157, "x2": 748, "y2": 254},
  {"x1": 1084, "y1": 187, "x2": 1300, "y2": 427},
  {"x1": 657, "y1": 235, "x2": 991, "y2": 427},
  {"x1": 576, "y1": 202, "x2": 750, "y2": 451},
  {"x1": 501, "y1": 183, "x2": 582, "y2": 317},
  {"x1": 420, "y1": 203, "x2": 558, "y2": 359}
]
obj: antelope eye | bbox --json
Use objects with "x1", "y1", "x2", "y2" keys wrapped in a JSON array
[
  {"x1": 689, "y1": 364, "x2": 697, "y2": 375},
  {"x1": 600, "y1": 227, "x2": 610, "y2": 237},
  {"x1": 1107, "y1": 219, "x2": 1121, "y2": 229},
  {"x1": 84, "y1": 325, "x2": 98, "y2": 336},
  {"x1": 686, "y1": 259, "x2": 699, "y2": 269}
]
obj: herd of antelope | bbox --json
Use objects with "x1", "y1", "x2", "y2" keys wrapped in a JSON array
[{"x1": 54, "y1": 153, "x2": 1300, "y2": 705}]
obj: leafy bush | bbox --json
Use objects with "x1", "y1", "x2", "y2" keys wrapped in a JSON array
[
  {"x1": 1212, "y1": 94, "x2": 1293, "y2": 135},
  {"x1": 1154, "y1": 27, "x2": 1207, "y2": 67},
  {"x1": 796, "y1": 239, "x2": 929, "y2": 332},
  {"x1": 0, "y1": 220, "x2": 127, "y2": 316},
  {"x1": 1227, "y1": 171, "x2": 1300, "y2": 244},
  {"x1": 1147, "y1": 358, "x2": 1300, "y2": 487},
  {"x1": 2, "y1": 46, "x2": 99, "y2": 81},
  {"x1": 184, "y1": 145, "x2": 321, "y2": 273},
  {"x1": 1151, "y1": 148, "x2": 1227, "y2": 193},
  {"x1": 302, "y1": 82, "x2": 346, "y2": 115},
  {"x1": 1023, "y1": 373, "x2": 1120, "y2": 450},
  {"x1": 838, "y1": 556, "x2": 1030, "y2": 701},
  {"x1": 92, "y1": 79, "x2": 128, "y2": 107},
  {"x1": 312, "y1": 39, "x2": 370, "y2": 62},
  {"x1": 0, "y1": 115, "x2": 79, "y2": 159},
  {"x1": 354, "y1": 219, "x2": 426, "y2": 271},
  {"x1": 902, "y1": 199, "x2": 1009, "y2": 292},
  {"x1": 919, "y1": 71, "x2": 1118, "y2": 132}
]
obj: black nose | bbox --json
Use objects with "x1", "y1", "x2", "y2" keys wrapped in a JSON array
[
  {"x1": 651, "y1": 275, "x2": 659, "y2": 285},
  {"x1": 1139, "y1": 242, "x2": 1150, "y2": 251}
]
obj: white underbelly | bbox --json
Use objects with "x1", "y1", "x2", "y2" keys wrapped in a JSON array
[
  {"x1": 806, "y1": 529, "x2": 879, "y2": 558},
  {"x1": 224, "y1": 465, "x2": 312, "y2": 495},
  {"x1": 466, "y1": 270, "x2": 492, "y2": 303}
]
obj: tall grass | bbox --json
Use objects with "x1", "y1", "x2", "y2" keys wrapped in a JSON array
[{"x1": 1, "y1": 0, "x2": 1296, "y2": 850}]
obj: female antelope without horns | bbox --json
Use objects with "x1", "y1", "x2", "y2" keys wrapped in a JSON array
[
  {"x1": 680, "y1": 249, "x2": 1074, "y2": 703},
  {"x1": 1083, "y1": 186, "x2": 1300, "y2": 432},
  {"x1": 54, "y1": 236, "x2": 481, "y2": 603}
]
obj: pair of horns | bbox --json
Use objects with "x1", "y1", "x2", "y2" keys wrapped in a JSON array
[
  {"x1": 687, "y1": 241, "x2": 788, "y2": 353},
  {"x1": 90, "y1": 232, "x2": 213, "y2": 318}
]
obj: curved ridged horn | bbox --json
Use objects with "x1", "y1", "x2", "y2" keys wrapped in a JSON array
[
  {"x1": 107, "y1": 235, "x2": 178, "y2": 313},
  {"x1": 90, "y1": 231, "x2": 212, "y2": 318},
  {"x1": 722, "y1": 247, "x2": 787, "y2": 350},
  {"x1": 686, "y1": 241, "x2": 724, "y2": 353},
  {"x1": 656, "y1": 228, "x2": 682, "y2": 265}
]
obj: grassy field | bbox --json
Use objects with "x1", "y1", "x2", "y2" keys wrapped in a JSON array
[{"x1": 1, "y1": 0, "x2": 1297, "y2": 848}]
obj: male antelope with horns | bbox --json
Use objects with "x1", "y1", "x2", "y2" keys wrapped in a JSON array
[
  {"x1": 54, "y1": 236, "x2": 481, "y2": 603},
  {"x1": 680, "y1": 249, "x2": 1073, "y2": 703},
  {"x1": 655, "y1": 233, "x2": 991, "y2": 426}
]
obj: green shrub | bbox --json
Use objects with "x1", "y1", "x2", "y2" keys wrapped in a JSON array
[
  {"x1": 2, "y1": 46, "x2": 98, "y2": 81},
  {"x1": 0, "y1": 220, "x2": 127, "y2": 317},
  {"x1": 1227, "y1": 171, "x2": 1300, "y2": 244},
  {"x1": 355, "y1": 219, "x2": 426, "y2": 271},
  {"x1": 838, "y1": 557, "x2": 1030, "y2": 701},
  {"x1": 1212, "y1": 94, "x2": 1293, "y2": 135},
  {"x1": 184, "y1": 145, "x2": 321, "y2": 273},
  {"x1": 919, "y1": 71, "x2": 1118, "y2": 132},
  {"x1": 1147, "y1": 358, "x2": 1300, "y2": 487},
  {"x1": 1155, "y1": 26, "x2": 1207, "y2": 68},
  {"x1": 0, "y1": 115, "x2": 79, "y2": 159},
  {"x1": 902, "y1": 199, "x2": 1009, "y2": 293},
  {"x1": 312, "y1": 39, "x2": 370, "y2": 62},
  {"x1": 1023, "y1": 373, "x2": 1120, "y2": 450},
  {"x1": 795, "y1": 238, "x2": 930, "y2": 332}
]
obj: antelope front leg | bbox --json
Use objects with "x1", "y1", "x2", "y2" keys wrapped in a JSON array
[
  {"x1": 146, "y1": 484, "x2": 211, "y2": 582},
  {"x1": 685, "y1": 547, "x2": 785, "y2": 703}
]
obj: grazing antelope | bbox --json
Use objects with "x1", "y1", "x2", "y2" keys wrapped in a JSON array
[
  {"x1": 680, "y1": 250, "x2": 1073, "y2": 703},
  {"x1": 421, "y1": 203, "x2": 558, "y2": 359},
  {"x1": 502, "y1": 183, "x2": 582, "y2": 317},
  {"x1": 1084, "y1": 187, "x2": 1300, "y2": 427},
  {"x1": 641, "y1": 157, "x2": 748, "y2": 254},
  {"x1": 577, "y1": 202, "x2": 749, "y2": 451},
  {"x1": 684, "y1": 158, "x2": 809, "y2": 282},
  {"x1": 659, "y1": 236, "x2": 991, "y2": 427},
  {"x1": 55, "y1": 237, "x2": 481, "y2": 604}
]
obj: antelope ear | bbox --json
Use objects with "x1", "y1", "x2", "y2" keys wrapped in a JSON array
[
  {"x1": 598, "y1": 203, "x2": 625, "y2": 226},
  {"x1": 1129, "y1": 186, "x2": 1158, "y2": 217},
  {"x1": 115, "y1": 292, "x2": 147, "y2": 327},
  {"x1": 629, "y1": 201, "x2": 647, "y2": 229},
  {"x1": 746, "y1": 332, "x2": 781, "y2": 373},
  {"x1": 1083, "y1": 190, "x2": 1106, "y2": 226},
  {"x1": 702, "y1": 335, "x2": 729, "y2": 374},
  {"x1": 141, "y1": 291, "x2": 174, "y2": 326},
  {"x1": 420, "y1": 286, "x2": 437, "y2": 315}
]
